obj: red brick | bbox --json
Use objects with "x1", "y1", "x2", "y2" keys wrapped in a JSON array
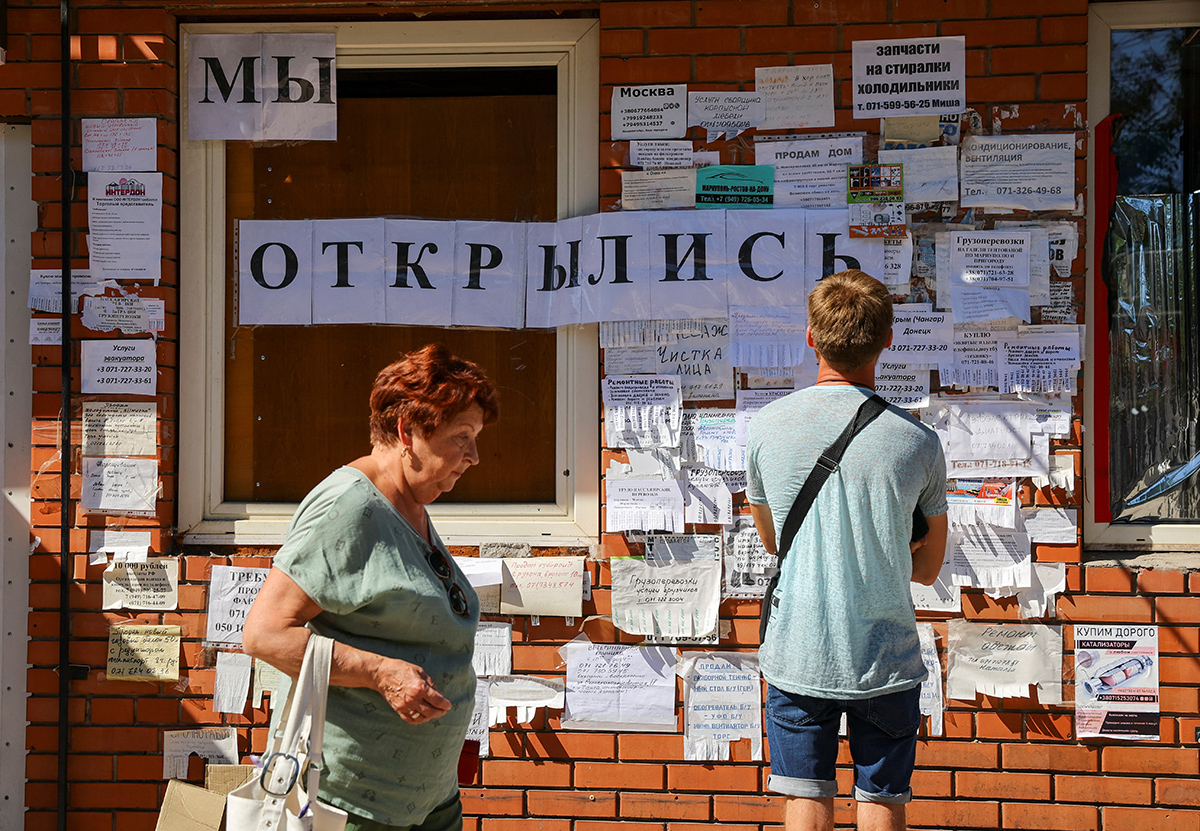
[
  {"x1": 943, "y1": 18, "x2": 1037, "y2": 45},
  {"x1": 601, "y1": 30, "x2": 644, "y2": 57},
  {"x1": 480, "y1": 821, "x2": 569, "y2": 831},
  {"x1": 907, "y1": 799, "x2": 999, "y2": 829},
  {"x1": 527, "y1": 732, "x2": 617, "y2": 760},
  {"x1": 1159, "y1": 779, "x2": 1200, "y2": 807},
  {"x1": 1058, "y1": 594, "x2": 1153, "y2": 622},
  {"x1": 1155, "y1": 597, "x2": 1200, "y2": 622},
  {"x1": 460, "y1": 788, "x2": 523, "y2": 816},
  {"x1": 1002, "y1": 744, "x2": 1098, "y2": 773},
  {"x1": 576, "y1": 762, "x2": 664, "y2": 790},
  {"x1": 1159, "y1": 656, "x2": 1200, "y2": 685},
  {"x1": 667, "y1": 764, "x2": 758, "y2": 792},
  {"x1": 620, "y1": 792, "x2": 709, "y2": 820},
  {"x1": 694, "y1": 0, "x2": 787, "y2": 27},
  {"x1": 70, "y1": 726, "x2": 157, "y2": 753},
  {"x1": 576, "y1": 824, "x2": 664, "y2": 831},
  {"x1": 744, "y1": 26, "x2": 837, "y2": 54},
  {"x1": 1056, "y1": 775, "x2": 1151, "y2": 806},
  {"x1": 527, "y1": 790, "x2": 617, "y2": 818},
  {"x1": 1103, "y1": 807, "x2": 1200, "y2": 831},
  {"x1": 991, "y1": 45, "x2": 1087, "y2": 75},
  {"x1": 957, "y1": 770, "x2": 1049, "y2": 800},
  {"x1": 975, "y1": 711, "x2": 1022, "y2": 740},
  {"x1": 1005, "y1": 802, "x2": 1098, "y2": 831},
  {"x1": 648, "y1": 27, "x2": 739, "y2": 56},
  {"x1": 1159, "y1": 626, "x2": 1200, "y2": 655},
  {"x1": 1103, "y1": 747, "x2": 1199, "y2": 776},
  {"x1": 916, "y1": 740, "x2": 999, "y2": 770},
  {"x1": 712, "y1": 794, "x2": 784, "y2": 822},
  {"x1": 1138, "y1": 569, "x2": 1186, "y2": 594},
  {"x1": 620, "y1": 734, "x2": 686, "y2": 761},
  {"x1": 1041, "y1": 16, "x2": 1088, "y2": 44},
  {"x1": 600, "y1": 1, "x2": 693, "y2": 27},
  {"x1": 482, "y1": 760, "x2": 571, "y2": 789}
]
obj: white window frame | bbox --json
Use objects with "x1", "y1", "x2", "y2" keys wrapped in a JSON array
[
  {"x1": 1086, "y1": 1, "x2": 1200, "y2": 549},
  {"x1": 179, "y1": 20, "x2": 600, "y2": 546}
]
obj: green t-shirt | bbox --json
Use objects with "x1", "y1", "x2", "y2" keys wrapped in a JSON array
[{"x1": 272, "y1": 466, "x2": 480, "y2": 826}]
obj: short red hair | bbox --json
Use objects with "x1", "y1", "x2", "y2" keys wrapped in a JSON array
[{"x1": 369, "y1": 344, "x2": 499, "y2": 447}]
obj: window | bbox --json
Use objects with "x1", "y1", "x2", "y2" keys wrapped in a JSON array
[
  {"x1": 1087, "y1": 2, "x2": 1200, "y2": 548},
  {"x1": 180, "y1": 21, "x2": 600, "y2": 544}
]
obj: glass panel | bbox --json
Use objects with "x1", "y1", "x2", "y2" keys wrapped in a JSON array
[
  {"x1": 1106, "y1": 194, "x2": 1200, "y2": 521},
  {"x1": 223, "y1": 68, "x2": 559, "y2": 504},
  {"x1": 1110, "y1": 28, "x2": 1193, "y2": 195}
]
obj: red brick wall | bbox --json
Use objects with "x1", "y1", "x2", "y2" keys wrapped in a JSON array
[{"x1": 6, "y1": 1, "x2": 1200, "y2": 830}]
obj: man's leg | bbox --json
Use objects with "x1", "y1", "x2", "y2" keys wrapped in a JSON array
[
  {"x1": 845, "y1": 686, "x2": 922, "y2": 831},
  {"x1": 783, "y1": 796, "x2": 835, "y2": 831},
  {"x1": 857, "y1": 801, "x2": 905, "y2": 831},
  {"x1": 764, "y1": 685, "x2": 842, "y2": 831}
]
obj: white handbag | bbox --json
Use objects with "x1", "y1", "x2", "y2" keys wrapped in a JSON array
[{"x1": 226, "y1": 634, "x2": 349, "y2": 831}]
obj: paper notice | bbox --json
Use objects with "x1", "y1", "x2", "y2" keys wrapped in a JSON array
[
  {"x1": 1041, "y1": 281, "x2": 1076, "y2": 323},
  {"x1": 610, "y1": 557, "x2": 721, "y2": 639},
  {"x1": 603, "y1": 375, "x2": 683, "y2": 448},
  {"x1": 682, "y1": 467, "x2": 734, "y2": 525},
  {"x1": 878, "y1": 145, "x2": 959, "y2": 202},
  {"x1": 453, "y1": 556, "x2": 504, "y2": 588},
  {"x1": 879, "y1": 307, "x2": 952, "y2": 363},
  {"x1": 687, "y1": 91, "x2": 765, "y2": 141},
  {"x1": 604, "y1": 321, "x2": 733, "y2": 401},
  {"x1": 28, "y1": 269, "x2": 104, "y2": 314},
  {"x1": 1011, "y1": 562, "x2": 1068, "y2": 620},
  {"x1": 162, "y1": 728, "x2": 239, "y2": 779},
  {"x1": 875, "y1": 362, "x2": 929, "y2": 409},
  {"x1": 82, "y1": 457, "x2": 158, "y2": 516},
  {"x1": 680, "y1": 651, "x2": 762, "y2": 760},
  {"x1": 252, "y1": 659, "x2": 282, "y2": 708},
  {"x1": 106, "y1": 625, "x2": 180, "y2": 682},
  {"x1": 1021, "y1": 507, "x2": 1078, "y2": 544},
  {"x1": 882, "y1": 233, "x2": 914, "y2": 290},
  {"x1": 472, "y1": 621, "x2": 513, "y2": 678},
  {"x1": 467, "y1": 679, "x2": 491, "y2": 757},
  {"x1": 87, "y1": 173, "x2": 162, "y2": 281},
  {"x1": 487, "y1": 675, "x2": 565, "y2": 726},
  {"x1": 998, "y1": 334, "x2": 1080, "y2": 395},
  {"x1": 631, "y1": 140, "x2": 695, "y2": 169},
  {"x1": 606, "y1": 480, "x2": 686, "y2": 533},
  {"x1": 951, "y1": 232, "x2": 1032, "y2": 287},
  {"x1": 102, "y1": 558, "x2": 178, "y2": 610},
  {"x1": 910, "y1": 558, "x2": 960, "y2": 613},
  {"x1": 734, "y1": 387, "x2": 792, "y2": 445},
  {"x1": 939, "y1": 327, "x2": 1002, "y2": 387},
  {"x1": 755, "y1": 64, "x2": 835, "y2": 131},
  {"x1": 213, "y1": 651, "x2": 254, "y2": 714},
  {"x1": 81, "y1": 401, "x2": 157, "y2": 457},
  {"x1": 724, "y1": 521, "x2": 778, "y2": 599},
  {"x1": 499, "y1": 556, "x2": 585, "y2": 618},
  {"x1": 30, "y1": 319, "x2": 61, "y2": 345},
  {"x1": 89, "y1": 529, "x2": 151, "y2": 564},
  {"x1": 917, "y1": 623, "x2": 943, "y2": 736},
  {"x1": 563, "y1": 640, "x2": 677, "y2": 731},
  {"x1": 960, "y1": 134, "x2": 1076, "y2": 211},
  {"x1": 646, "y1": 534, "x2": 722, "y2": 563},
  {"x1": 81, "y1": 339, "x2": 157, "y2": 395},
  {"x1": 82, "y1": 117, "x2": 157, "y2": 172},
  {"x1": 691, "y1": 410, "x2": 744, "y2": 471},
  {"x1": 205, "y1": 565, "x2": 269, "y2": 646},
  {"x1": 947, "y1": 402, "x2": 1033, "y2": 462},
  {"x1": 950, "y1": 528, "x2": 1032, "y2": 590},
  {"x1": 1075, "y1": 624, "x2": 1159, "y2": 740},
  {"x1": 621, "y1": 169, "x2": 697, "y2": 210},
  {"x1": 81, "y1": 295, "x2": 164, "y2": 335},
  {"x1": 852, "y1": 36, "x2": 966, "y2": 118},
  {"x1": 611, "y1": 84, "x2": 688, "y2": 140},
  {"x1": 946, "y1": 620, "x2": 1062, "y2": 702},
  {"x1": 728, "y1": 306, "x2": 807, "y2": 369},
  {"x1": 759, "y1": 136, "x2": 862, "y2": 208}
]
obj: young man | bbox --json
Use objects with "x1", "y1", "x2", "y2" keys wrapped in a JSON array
[{"x1": 747, "y1": 269, "x2": 949, "y2": 831}]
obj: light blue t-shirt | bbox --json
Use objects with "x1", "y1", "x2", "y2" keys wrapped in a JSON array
[{"x1": 747, "y1": 385, "x2": 947, "y2": 699}]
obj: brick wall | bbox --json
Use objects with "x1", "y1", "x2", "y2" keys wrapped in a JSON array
[{"x1": 5, "y1": 0, "x2": 1200, "y2": 829}]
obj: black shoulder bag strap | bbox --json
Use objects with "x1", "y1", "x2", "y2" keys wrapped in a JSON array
[{"x1": 758, "y1": 393, "x2": 890, "y2": 642}]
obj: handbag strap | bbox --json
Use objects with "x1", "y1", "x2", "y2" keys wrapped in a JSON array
[
  {"x1": 774, "y1": 394, "x2": 889, "y2": 569},
  {"x1": 260, "y1": 633, "x2": 334, "y2": 800}
]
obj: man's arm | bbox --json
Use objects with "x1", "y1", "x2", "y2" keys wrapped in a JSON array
[
  {"x1": 911, "y1": 513, "x2": 948, "y2": 585},
  {"x1": 749, "y1": 502, "x2": 778, "y2": 555}
]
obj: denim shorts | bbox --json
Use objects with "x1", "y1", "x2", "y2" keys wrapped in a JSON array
[{"x1": 764, "y1": 683, "x2": 921, "y2": 804}]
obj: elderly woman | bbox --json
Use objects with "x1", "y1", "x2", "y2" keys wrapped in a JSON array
[{"x1": 244, "y1": 343, "x2": 497, "y2": 831}]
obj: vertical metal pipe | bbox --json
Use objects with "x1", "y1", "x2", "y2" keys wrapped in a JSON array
[{"x1": 57, "y1": 0, "x2": 72, "y2": 828}]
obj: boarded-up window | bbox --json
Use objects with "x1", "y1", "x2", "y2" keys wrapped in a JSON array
[{"x1": 224, "y1": 68, "x2": 558, "y2": 504}]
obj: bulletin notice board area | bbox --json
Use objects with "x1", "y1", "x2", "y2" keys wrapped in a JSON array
[{"x1": 11, "y1": 4, "x2": 1200, "y2": 831}]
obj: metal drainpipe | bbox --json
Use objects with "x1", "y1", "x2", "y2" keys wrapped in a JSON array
[{"x1": 58, "y1": 0, "x2": 72, "y2": 828}]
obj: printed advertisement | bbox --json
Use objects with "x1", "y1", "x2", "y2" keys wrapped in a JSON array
[{"x1": 1075, "y1": 624, "x2": 1159, "y2": 741}]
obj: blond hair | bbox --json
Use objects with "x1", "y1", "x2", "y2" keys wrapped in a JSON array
[{"x1": 807, "y1": 269, "x2": 893, "y2": 373}]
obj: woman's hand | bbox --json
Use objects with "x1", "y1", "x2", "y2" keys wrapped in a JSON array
[{"x1": 372, "y1": 656, "x2": 453, "y2": 724}]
